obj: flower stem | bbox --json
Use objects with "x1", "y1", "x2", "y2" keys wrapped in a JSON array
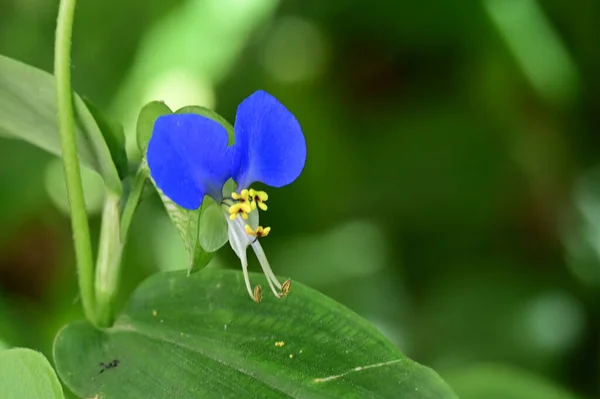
[
  {"x1": 55, "y1": 0, "x2": 97, "y2": 324},
  {"x1": 119, "y1": 163, "x2": 149, "y2": 242},
  {"x1": 95, "y1": 193, "x2": 123, "y2": 327}
]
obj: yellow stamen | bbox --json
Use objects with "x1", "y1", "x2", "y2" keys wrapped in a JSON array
[
  {"x1": 232, "y1": 189, "x2": 249, "y2": 202},
  {"x1": 229, "y1": 202, "x2": 251, "y2": 220},
  {"x1": 249, "y1": 189, "x2": 269, "y2": 211},
  {"x1": 245, "y1": 225, "x2": 271, "y2": 238}
]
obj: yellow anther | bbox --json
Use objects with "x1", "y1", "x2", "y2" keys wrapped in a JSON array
[
  {"x1": 249, "y1": 189, "x2": 269, "y2": 211},
  {"x1": 280, "y1": 279, "x2": 291, "y2": 297},
  {"x1": 253, "y1": 285, "x2": 263, "y2": 303},
  {"x1": 245, "y1": 225, "x2": 271, "y2": 238},
  {"x1": 229, "y1": 202, "x2": 251, "y2": 220},
  {"x1": 231, "y1": 189, "x2": 250, "y2": 202}
]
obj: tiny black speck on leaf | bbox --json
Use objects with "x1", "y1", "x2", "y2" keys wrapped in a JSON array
[{"x1": 99, "y1": 359, "x2": 120, "y2": 373}]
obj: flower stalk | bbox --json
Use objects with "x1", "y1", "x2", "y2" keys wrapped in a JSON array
[
  {"x1": 120, "y1": 163, "x2": 149, "y2": 242},
  {"x1": 55, "y1": 0, "x2": 97, "y2": 324},
  {"x1": 95, "y1": 193, "x2": 123, "y2": 327}
]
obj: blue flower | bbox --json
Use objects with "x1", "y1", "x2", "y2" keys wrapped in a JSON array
[{"x1": 147, "y1": 90, "x2": 306, "y2": 302}]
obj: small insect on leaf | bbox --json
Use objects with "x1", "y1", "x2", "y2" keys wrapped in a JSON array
[{"x1": 99, "y1": 359, "x2": 120, "y2": 374}]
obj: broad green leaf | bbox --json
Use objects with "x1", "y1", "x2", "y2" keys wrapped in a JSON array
[
  {"x1": 0, "y1": 348, "x2": 64, "y2": 399},
  {"x1": 54, "y1": 269, "x2": 456, "y2": 399},
  {"x1": 83, "y1": 98, "x2": 129, "y2": 179},
  {"x1": 444, "y1": 364, "x2": 580, "y2": 399},
  {"x1": 0, "y1": 54, "x2": 122, "y2": 194},
  {"x1": 136, "y1": 102, "x2": 234, "y2": 272}
]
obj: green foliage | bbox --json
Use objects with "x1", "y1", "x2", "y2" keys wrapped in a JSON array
[
  {"x1": 444, "y1": 364, "x2": 582, "y2": 399},
  {"x1": 3, "y1": 0, "x2": 598, "y2": 397},
  {"x1": 44, "y1": 158, "x2": 105, "y2": 215},
  {"x1": 0, "y1": 54, "x2": 122, "y2": 194},
  {"x1": 0, "y1": 348, "x2": 64, "y2": 399},
  {"x1": 83, "y1": 98, "x2": 128, "y2": 179},
  {"x1": 54, "y1": 269, "x2": 456, "y2": 398}
]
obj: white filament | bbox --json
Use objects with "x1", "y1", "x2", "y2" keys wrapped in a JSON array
[
  {"x1": 226, "y1": 211, "x2": 283, "y2": 298},
  {"x1": 226, "y1": 217, "x2": 253, "y2": 299}
]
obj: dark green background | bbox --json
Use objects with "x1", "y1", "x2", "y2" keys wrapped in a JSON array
[{"x1": 1, "y1": 0, "x2": 599, "y2": 397}]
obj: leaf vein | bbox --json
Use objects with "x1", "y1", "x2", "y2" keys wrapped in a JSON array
[{"x1": 312, "y1": 359, "x2": 403, "y2": 383}]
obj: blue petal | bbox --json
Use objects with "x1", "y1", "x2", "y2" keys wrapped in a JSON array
[
  {"x1": 231, "y1": 90, "x2": 306, "y2": 189},
  {"x1": 147, "y1": 114, "x2": 232, "y2": 210}
]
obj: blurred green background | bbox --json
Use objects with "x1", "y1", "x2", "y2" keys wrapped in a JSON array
[{"x1": 1, "y1": 0, "x2": 599, "y2": 397}]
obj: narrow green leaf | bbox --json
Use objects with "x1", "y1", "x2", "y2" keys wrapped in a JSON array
[
  {"x1": 0, "y1": 54, "x2": 122, "y2": 194},
  {"x1": 136, "y1": 102, "x2": 235, "y2": 272},
  {"x1": 83, "y1": 98, "x2": 129, "y2": 179},
  {"x1": 0, "y1": 348, "x2": 64, "y2": 399},
  {"x1": 54, "y1": 269, "x2": 456, "y2": 399}
]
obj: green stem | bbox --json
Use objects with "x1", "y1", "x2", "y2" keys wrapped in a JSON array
[
  {"x1": 95, "y1": 193, "x2": 123, "y2": 327},
  {"x1": 95, "y1": 163, "x2": 148, "y2": 327},
  {"x1": 120, "y1": 163, "x2": 149, "y2": 242},
  {"x1": 55, "y1": 0, "x2": 96, "y2": 324}
]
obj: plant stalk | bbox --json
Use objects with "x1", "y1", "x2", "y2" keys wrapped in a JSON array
[
  {"x1": 119, "y1": 163, "x2": 149, "y2": 242},
  {"x1": 55, "y1": 0, "x2": 97, "y2": 324},
  {"x1": 95, "y1": 193, "x2": 123, "y2": 327}
]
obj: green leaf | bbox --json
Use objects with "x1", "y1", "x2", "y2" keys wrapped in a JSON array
[
  {"x1": 0, "y1": 54, "x2": 122, "y2": 194},
  {"x1": 0, "y1": 348, "x2": 64, "y2": 399},
  {"x1": 45, "y1": 158, "x2": 105, "y2": 215},
  {"x1": 136, "y1": 102, "x2": 235, "y2": 272},
  {"x1": 54, "y1": 269, "x2": 456, "y2": 399},
  {"x1": 444, "y1": 364, "x2": 581, "y2": 399},
  {"x1": 83, "y1": 98, "x2": 129, "y2": 179}
]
